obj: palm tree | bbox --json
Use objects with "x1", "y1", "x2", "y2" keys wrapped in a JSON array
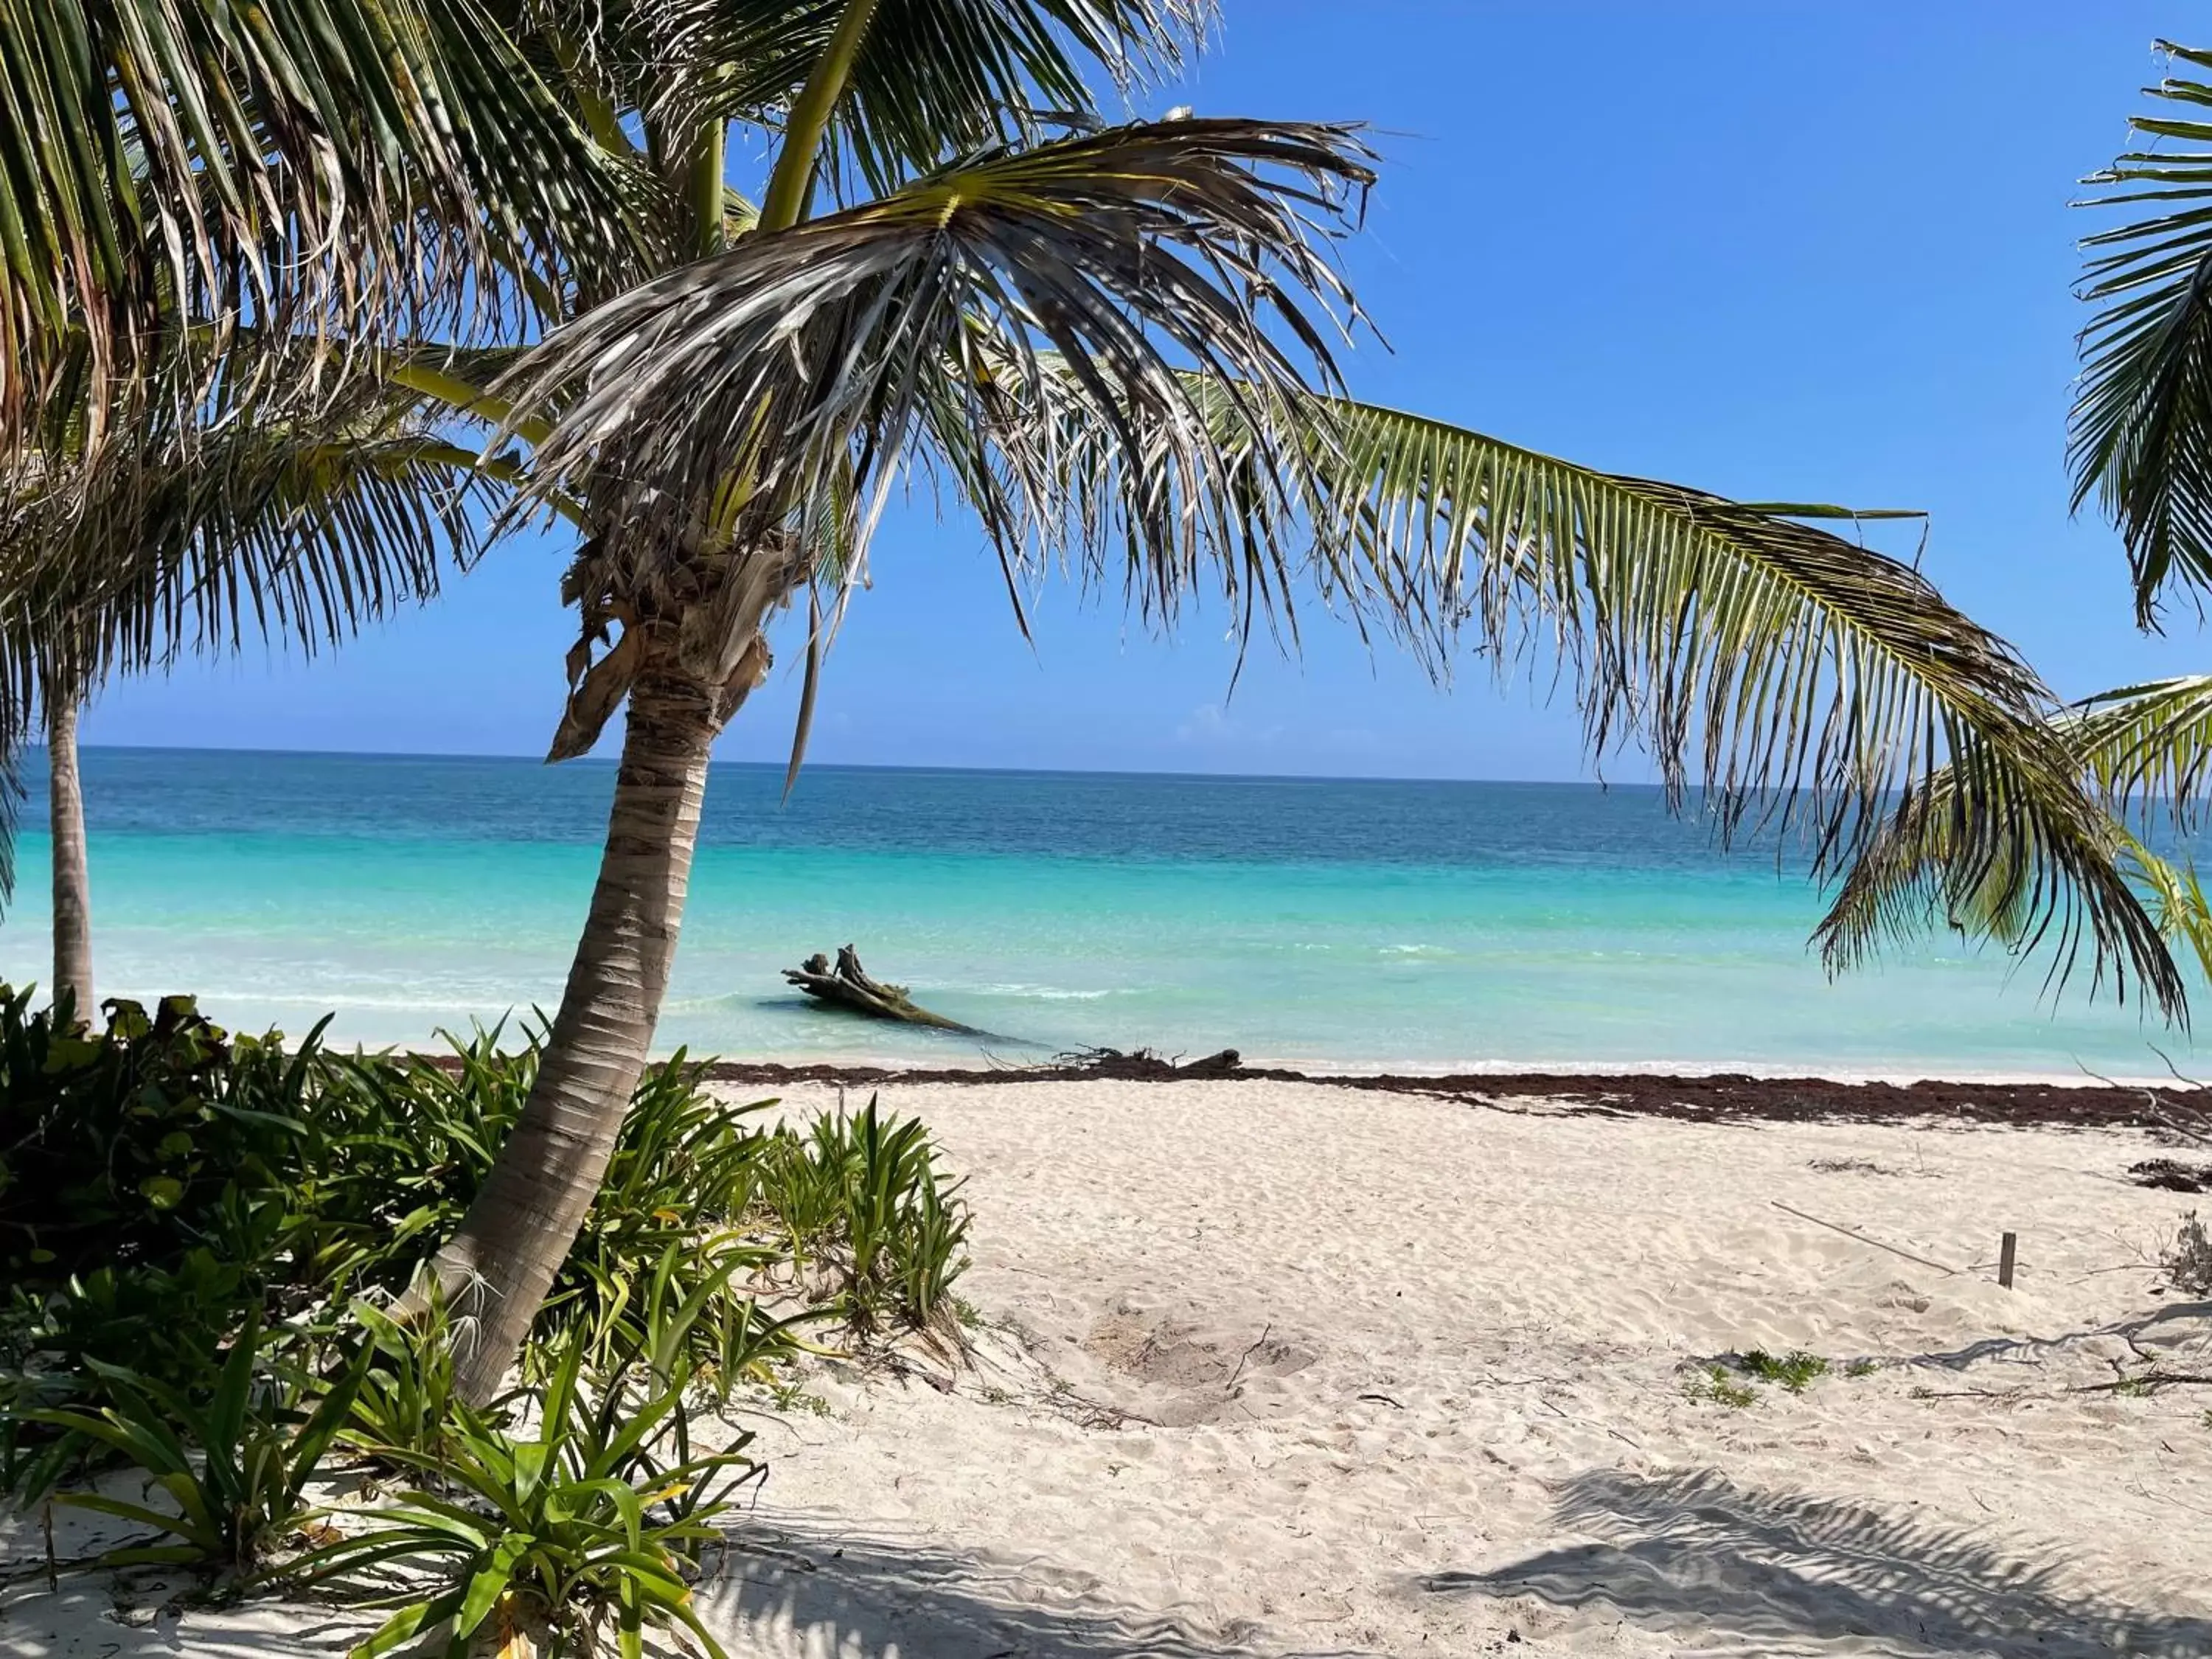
[
  {"x1": 0, "y1": 368, "x2": 498, "y2": 1018},
  {"x1": 0, "y1": 2, "x2": 2177, "y2": 1399}
]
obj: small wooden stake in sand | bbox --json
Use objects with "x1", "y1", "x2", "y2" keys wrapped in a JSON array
[{"x1": 1998, "y1": 1231, "x2": 2017, "y2": 1290}]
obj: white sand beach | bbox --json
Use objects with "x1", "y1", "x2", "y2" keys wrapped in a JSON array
[{"x1": 9, "y1": 1074, "x2": 2212, "y2": 1658}]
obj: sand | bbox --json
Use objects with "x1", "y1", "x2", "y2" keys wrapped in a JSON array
[{"x1": 8, "y1": 1076, "x2": 2212, "y2": 1658}]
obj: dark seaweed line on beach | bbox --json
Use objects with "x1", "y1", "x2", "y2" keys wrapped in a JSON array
[{"x1": 682, "y1": 1057, "x2": 2191, "y2": 1132}]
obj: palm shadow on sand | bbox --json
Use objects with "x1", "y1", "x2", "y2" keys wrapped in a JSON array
[
  {"x1": 1425, "y1": 1467, "x2": 2212, "y2": 1658},
  {"x1": 696, "y1": 1526, "x2": 1369, "y2": 1659}
]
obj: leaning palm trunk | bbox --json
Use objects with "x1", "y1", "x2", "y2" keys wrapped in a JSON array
[
  {"x1": 427, "y1": 627, "x2": 760, "y2": 1400},
  {"x1": 44, "y1": 673, "x2": 91, "y2": 1021}
]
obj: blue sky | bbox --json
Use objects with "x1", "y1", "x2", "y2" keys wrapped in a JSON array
[{"x1": 84, "y1": 1, "x2": 2211, "y2": 780}]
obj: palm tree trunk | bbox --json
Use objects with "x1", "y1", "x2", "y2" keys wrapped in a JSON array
[
  {"x1": 428, "y1": 651, "x2": 722, "y2": 1401},
  {"x1": 46, "y1": 686, "x2": 93, "y2": 1024}
]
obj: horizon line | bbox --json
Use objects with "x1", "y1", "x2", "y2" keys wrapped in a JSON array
[{"x1": 52, "y1": 740, "x2": 1656, "y2": 793}]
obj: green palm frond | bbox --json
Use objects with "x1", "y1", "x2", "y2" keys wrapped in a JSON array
[
  {"x1": 0, "y1": 0, "x2": 662, "y2": 459},
  {"x1": 2124, "y1": 832, "x2": 2212, "y2": 984},
  {"x1": 0, "y1": 366, "x2": 498, "y2": 902},
  {"x1": 2070, "y1": 674, "x2": 2212, "y2": 824},
  {"x1": 1812, "y1": 672, "x2": 2212, "y2": 1008},
  {"x1": 652, "y1": 0, "x2": 1203, "y2": 201},
  {"x1": 2073, "y1": 41, "x2": 2212, "y2": 624},
  {"x1": 1, "y1": 409, "x2": 499, "y2": 699},
  {"x1": 1241, "y1": 396, "x2": 2181, "y2": 1015},
  {"x1": 1817, "y1": 768, "x2": 2212, "y2": 1009}
]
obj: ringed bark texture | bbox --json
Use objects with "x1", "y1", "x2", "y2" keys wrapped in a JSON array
[{"x1": 428, "y1": 650, "x2": 720, "y2": 1400}]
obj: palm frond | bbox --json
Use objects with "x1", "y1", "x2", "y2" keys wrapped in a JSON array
[
  {"x1": 2072, "y1": 40, "x2": 2212, "y2": 624},
  {"x1": 2123, "y1": 832, "x2": 2212, "y2": 984},
  {"x1": 1236, "y1": 395, "x2": 2182, "y2": 1015},
  {"x1": 2069, "y1": 674, "x2": 2212, "y2": 826},
  {"x1": 501, "y1": 118, "x2": 1374, "y2": 639},
  {"x1": 0, "y1": 0, "x2": 663, "y2": 458},
  {"x1": 652, "y1": 0, "x2": 1204, "y2": 198},
  {"x1": 0, "y1": 379, "x2": 501, "y2": 701},
  {"x1": 0, "y1": 363, "x2": 499, "y2": 903},
  {"x1": 1810, "y1": 669, "x2": 2212, "y2": 1009}
]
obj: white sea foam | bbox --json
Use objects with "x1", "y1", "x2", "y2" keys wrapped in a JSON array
[{"x1": 970, "y1": 983, "x2": 1124, "y2": 1001}]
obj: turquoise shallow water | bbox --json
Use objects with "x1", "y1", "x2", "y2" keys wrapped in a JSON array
[{"x1": 0, "y1": 746, "x2": 2200, "y2": 1078}]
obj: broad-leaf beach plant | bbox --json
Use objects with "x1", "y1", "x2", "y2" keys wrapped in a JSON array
[{"x1": 299, "y1": 1340, "x2": 756, "y2": 1659}]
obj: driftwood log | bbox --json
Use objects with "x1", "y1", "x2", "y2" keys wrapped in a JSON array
[{"x1": 783, "y1": 945, "x2": 979, "y2": 1032}]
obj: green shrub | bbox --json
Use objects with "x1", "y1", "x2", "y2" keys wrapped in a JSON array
[
  {"x1": 531, "y1": 1060, "x2": 807, "y2": 1386},
  {"x1": 1737, "y1": 1350, "x2": 1830, "y2": 1393},
  {"x1": 0, "y1": 991, "x2": 323, "y2": 1292},
  {"x1": 0, "y1": 978, "x2": 975, "y2": 1609},
  {"x1": 26, "y1": 1314, "x2": 366, "y2": 1579},
  {"x1": 340, "y1": 1301, "x2": 470, "y2": 1470},
  {"x1": 1683, "y1": 1364, "x2": 1757, "y2": 1409},
  {"x1": 304, "y1": 1340, "x2": 754, "y2": 1659},
  {"x1": 754, "y1": 1096, "x2": 972, "y2": 1335}
]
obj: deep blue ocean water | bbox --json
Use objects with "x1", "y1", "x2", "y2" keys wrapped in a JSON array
[{"x1": 0, "y1": 746, "x2": 2197, "y2": 1078}]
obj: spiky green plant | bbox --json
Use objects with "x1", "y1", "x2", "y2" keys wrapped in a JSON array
[{"x1": 299, "y1": 1340, "x2": 755, "y2": 1659}]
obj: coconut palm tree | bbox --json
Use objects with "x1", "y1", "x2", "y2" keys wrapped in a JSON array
[
  {"x1": 0, "y1": 364, "x2": 499, "y2": 1018},
  {"x1": 0, "y1": 1, "x2": 2180, "y2": 1398}
]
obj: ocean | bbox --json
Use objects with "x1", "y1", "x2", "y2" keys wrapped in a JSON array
[{"x1": 0, "y1": 745, "x2": 2198, "y2": 1079}]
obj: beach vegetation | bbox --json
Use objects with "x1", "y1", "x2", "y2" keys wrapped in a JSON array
[
  {"x1": 1735, "y1": 1350, "x2": 1831, "y2": 1394},
  {"x1": 1683, "y1": 1366, "x2": 1758, "y2": 1410},
  {"x1": 0, "y1": 992, "x2": 970, "y2": 1415},
  {"x1": 296, "y1": 1340, "x2": 754, "y2": 1659},
  {"x1": 754, "y1": 1099, "x2": 973, "y2": 1338},
  {"x1": 0, "y1": 986, "x2": 970, "y2": 1653},
  {"x1": 1, "y1": 990, "x2": 967, "y2": 1478},
  {"x1": 25, "y1": 1312, "x2": 368, "y2": 1583}
]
